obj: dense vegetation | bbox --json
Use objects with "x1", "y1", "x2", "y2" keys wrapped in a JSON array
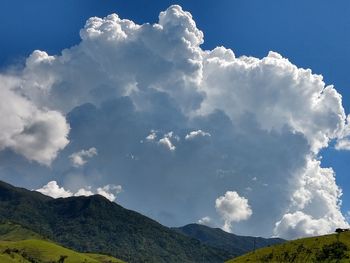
[
  {"x1": 0, "y1": 181, "x2": 231, "y2": 262},
  {"x1": 174, "y1": 224, "x2": 284, "y2": 257},
  {"x1": 0, "y1": 221, "x2": 124, "y2": 263},
  {"x1": 227, "y1": 231, "x2": 350, "y2": 263}
]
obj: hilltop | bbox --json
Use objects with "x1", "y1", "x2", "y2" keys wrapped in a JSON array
[
  {"x1": 0, "y1": 180, "x2": 230, "y2": 262},
  {"x1": 173, "y1": 223, "x2": 284, "y2": 257},
  {"x1": 0, "y1": 221, "x2": 124, "y2": 263},
  {"x1": 0, "y1": 180, "x2": 285, "y2": 262},
  {"x1": 227, "y1": 230, "x2": 350, "y2": 262}
]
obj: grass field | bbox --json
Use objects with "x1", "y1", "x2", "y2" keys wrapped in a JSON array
[
  {"x1": 0, "y1": 221, "x2": 43, "y2": 241},
  {"x1": 0, "y1": 221, "x2": 125, "y2": 263},
  {"x1": 227, "y1": 231, "x2": 350, "y2": 263}
]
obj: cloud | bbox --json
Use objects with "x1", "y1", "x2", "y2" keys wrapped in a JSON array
[
  {"x1": 335, "y1": 115, "x2": 350, "y2": 150},
  {"x1": 274, "y1": 211, "x2": 342, "y2": 239},
  {"x1": 158, "y1": 137, "x2": 176, "y2": 151},
  {"x1": 146, "y1": 131, "x2": 176, "y2": 151},
  {"x1": 74, "y1": 187, "x2": 94, "y2": 197},
  {"x1": 0, "y1": 75, "x2": 69, "y2": 165},
  {"x1": 185, "y1": 130, "x2": 211, "y2": 140},
  {"x1": 36, "y1": 181, "x2": 72, "y2": 198},
  {"x1": 36, "y1": 181, "x2": 122, "y2": 202},
  {"x1": 19, "y1": 5, "x2": 204, "y2": 114},
  {"x1": 69, "y1": 147, "x2": 98, "y2": 167},
  {"x1": 97, "y1": 184, "x2": 123, "y2": 202},
  {"x1": 274, "y1": 157, "x2": 348, "y2": 239},
  {"x1": 158, "y1": 132, "x2": 176, "y2": 151},
  {"x1": 146, "y1": 131, "x2": 157, "y2": 141},
  {"x1": 1, "y1": 5, "x2": 349, "y2": 239},
  {"x1": 200, "y1": 49, "x2": 346, "y2": 153},
  {"x1": 335, "y1": 140, "x2": 350, "y2": 150},
  {"x1": 215, "y1": 191, "x2": 252, "y2": 232},
  {"x1": 198, "y1": 216, "x2": 212, "y2": 226}
]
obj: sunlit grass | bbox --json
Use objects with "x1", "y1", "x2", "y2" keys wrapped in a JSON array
[
  {"x1": 0, "y1": 221, "x2": 125, "y2": 263},
  {"x1": 227, "y1": 231, "x2": 350, "y2": 263}
]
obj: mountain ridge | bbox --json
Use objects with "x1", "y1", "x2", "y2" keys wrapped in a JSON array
[
  {"x1": 0, "y1": 180, "x2": 284, "y2": 262},
  {"x1": 173, "y1": 223, "x2": 285, "y2": 257},
  {"x1": 0, "y1": 221, "x2": 124, "y2": 263},
  {"x1": 0, "y1": 180, "x2": 231, "y2": 262}
]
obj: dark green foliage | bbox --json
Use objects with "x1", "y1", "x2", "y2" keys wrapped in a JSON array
[
  {"x1": 260, "y1": 252, "x2": 273, "y2": 262},
  {"x1": 58, "y1": 255, "x2": 68, "y2": 263},
  {"x1": 5, "y1": 248, "x2": 40, "y2": 263},
  {"x1": 315, "y1": 241, "x2": 348, "y2": 262},
  {"x1": 0, "y1": 180, "x2": 231, "y2": 263},
  {"x1": 173, "y1": 223, "x2": 284, "y2": 257}
]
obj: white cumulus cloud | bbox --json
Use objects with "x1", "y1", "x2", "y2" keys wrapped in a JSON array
[
  {"x1": 198, "y1": 216, "x2": 212, "y2": 226},
  {"x1": 69, "y1": 147, "x2": 98, "y2": 167},
  {"x1": 185, "y1": 130, "x2": 211, "y2": 140},
  {"x1": 0, "y1": 75, "x2": 69, "y2": 165},
  {"x1": 146, "y1": 131, "x2": 157, "y2": 141},
  {"x1": 97, "y1": 184, "x2": 123, "y2": 202},
  {"x1": 36, "y1": 181, "x2": 122, "y2": 202},
  {"x1": 74, "y1": 187, "x2": 94, "y2": 197},
  {"x1": 215, "y1": 191, "x2": 252, "y2": 232},
  {"x1": 274, "y1": 211, "x2": 345, "y2": 240},
  {"x1": 273, "y1": 157, "x2": 348, "y2": 239},
  {"x1": 146, "y1": 131, "x2": 176, "y2": 151},
  {"x1": 36, "y1": 181, "x2": 72, "y2": 198},
  {"x1": 335, "y1": 115, "x2": 350, "y2": 150},
  {"x1": 158, "y1": 137, "x2": 176, "y2": 151}
]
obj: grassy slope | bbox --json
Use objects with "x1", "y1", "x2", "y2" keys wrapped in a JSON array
[
  {"x1": 0, "y1": 222, "x2": 124, "y2": 263},
  {"x1": 0, "y1": 221, "x2": 43, "y2": 241},
  {"x1": 86, "y1": 253, "x2": 126, "y2": 263},
  {"x1": 227, "y1": 231, "x2": 350, "y2": 263}
]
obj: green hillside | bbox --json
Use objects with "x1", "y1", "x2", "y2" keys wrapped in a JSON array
[
  {"x1": 0, "y1": 239, "x2": 124, "y2": 263},
  {"x1": 0, "y1": 222, "x2": 124, "y2": 263},
  {"x1": 0, "y1": 221, "x2": 43, "y2": 241},
  {"x1": 174, "y1": 223, "x2": 284, "y2": 257},
  {"x1": 227, "y1": 231, "x2": 350, "y2": 263},
  {"x1": 0, "y1": 180, "x2": 231, "y2": 262}
]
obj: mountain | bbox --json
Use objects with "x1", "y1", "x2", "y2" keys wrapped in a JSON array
[
  {"x1": 0, "y1": 221, "x2": 43, "y2": 241},
  {"x1": 0, "y1": 180, "x2": 231, "y2": 262},
  {"x1": 173, "y1": 223, "x2": 285, "y2": 257},
  {"x1": 227, "y1": 231, "x2": 350, "y2": 262},
  {"x1": 0, "y1": 221, "x2": 124, "y2": 262}
]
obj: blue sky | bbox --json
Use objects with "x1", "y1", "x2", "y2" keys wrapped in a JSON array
[{"x1": 1, "y1": 0, "x2": 350, "y2": 239}]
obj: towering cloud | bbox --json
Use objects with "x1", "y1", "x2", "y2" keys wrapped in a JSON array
[
  {"x1": 0, "y1": 75, "x2": 69, "y2": 165},
  {"x1": 1, "y1": 5, "x2": 349, "y2": 239}
]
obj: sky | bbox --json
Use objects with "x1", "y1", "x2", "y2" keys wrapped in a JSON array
[{"x1": 1, "y1": 0, "x2": 350, "y2": 239}]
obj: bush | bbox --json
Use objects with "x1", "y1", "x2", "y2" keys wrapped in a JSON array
[
  {"x1": 315, "y1": 241, "x2": 348, "y2": 262},
  {"x1": 58, "y1": 255, "x2": 68, "y2": 263}
]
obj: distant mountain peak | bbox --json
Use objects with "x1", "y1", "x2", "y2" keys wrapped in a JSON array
[{"x1": 173, "y1": 223, "x2": 285, "y2": 257}]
